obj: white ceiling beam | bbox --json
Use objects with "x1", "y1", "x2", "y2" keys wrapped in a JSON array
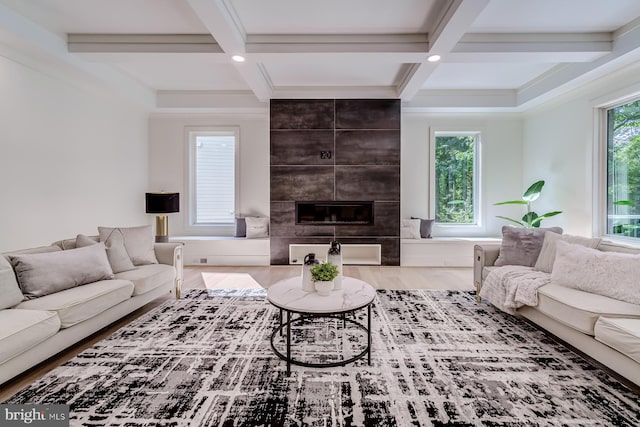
[
  {"x1": 271, "y1": 85, "x2": 399, "y2": 99},
  {"x1": 397, "y1": 0, "x2": 490, "y2": 100},
  {"x1": 68, "y1": 34, "x2": 223, "y2": 53},
  {"x1": 186, "y1": 0, "x2": 246, "y2": 54},
  {"x1": 186, "y1": 0, "x2": 273, "y2": 101},
  {"x1": 246, "y1": 34, "x2": 428, "y2": 54},
  {"x1": 451, "y1": 32, "x2": 611, "y2": 62}
]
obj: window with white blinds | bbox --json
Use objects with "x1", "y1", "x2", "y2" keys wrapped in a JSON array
[{"x1": 188, "y1": 129, "x2": 238, "y2": 226}]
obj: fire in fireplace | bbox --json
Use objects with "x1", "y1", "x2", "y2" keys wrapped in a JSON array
[{"x1": 296, "y1": 201, "x2": 374, "y2": 225}]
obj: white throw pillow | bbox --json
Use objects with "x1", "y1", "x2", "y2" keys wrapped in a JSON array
[
  {"x1": 400, "y1": 219, "x2": 421, "y2": 239},
  {"x1": 551, "y1": 240, "x2": 640, "y2": 305},
  {"x1": 245, "y1": 217, "x2": 269, "y2": 238},
  {"x1": 534, "y1": 232, "x2": 601, "y2": 273}
]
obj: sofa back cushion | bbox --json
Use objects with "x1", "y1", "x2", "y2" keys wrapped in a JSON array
[
  {"x1": 8, "y1": 243, "x2": 114, "y2": 300},
  {"x1": 494, "y1": 226, "x2": 563, "y2": 267},
  {"x1": 534, "y1": 232, "x2": 602, "y2": 273},
  {"x1": 0, "y1": 256, "x2": 23, "y2": 308},
  {"x1": 52, "y1": 235, "x2": 99, "y2": 250},
  {"x1": 597, "y1": 240, "x2": 640, "y2": 255},
  {"x1": 551, "y1": 240, "x2": 640, "y2": 305}
]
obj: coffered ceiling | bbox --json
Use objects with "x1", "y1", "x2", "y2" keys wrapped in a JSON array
[{"x1": 1, "y1": 0, "x2": 640, "y2": 111}]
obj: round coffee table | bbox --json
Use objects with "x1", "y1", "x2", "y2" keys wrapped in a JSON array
[{"x1": 267, "y1": 276, "x2": 376, "y2": 374}]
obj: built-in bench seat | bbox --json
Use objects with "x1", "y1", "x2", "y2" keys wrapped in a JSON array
[
  {"x1": 401, "y1": 237, "x2": 501, "y2": 267},
  {"x1": 170, "y1": 236, "x2": 270, "y2": 266}
]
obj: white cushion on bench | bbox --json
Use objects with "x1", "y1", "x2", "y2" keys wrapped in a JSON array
[
  {"x1": 15, "y1": 280, "x2": 134, "y2": 328},
  {"x1": 595, "y1": 317, "x2": 640, "y2": 364},
  {"x1": 536, "y1": 284, "x2": 640, "y2": 335},
  {"x1": 0, "y1": 309, "x2": 60, "y2": 364}
]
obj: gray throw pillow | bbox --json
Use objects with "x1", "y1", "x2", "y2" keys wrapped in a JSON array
[
  {"x1": 98, "y1": 228, "x2": 135, "y2": 273},
  {"x1": 9, "y1": 243, "x2": 114, "y2": 300},
  {"x1": 412, "y1": 217, "x2": 434, "y2": 238},
  {"x1": 99, "y1": 225, "x2": 158, "y2": 268},
  {"x1": 534, "y1": 232, "x2": 601, "y2": 273},
  {"x1": 235, "y1": 217, "x2": 246, "y2": 237},
  {"x1": 494, "y1": 226, "x2": 563, "y2": 267}
]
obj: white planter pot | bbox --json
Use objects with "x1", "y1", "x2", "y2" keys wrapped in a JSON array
[{"x1": 314, "y1": 280, "x2": 334, "y2": 296}]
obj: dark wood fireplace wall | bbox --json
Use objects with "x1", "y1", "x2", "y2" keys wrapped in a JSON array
[{"x1": 269, "y1": 99, "x2": 401, "y2": 265}]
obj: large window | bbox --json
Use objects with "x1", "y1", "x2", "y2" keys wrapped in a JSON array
[
  {"x1": 431, "y1": 131, "x2": 479, "y2": 225},
  {"x1": 187, "y1": 128, "x2": 238, "y2": 228},
  {"x1": 606, "y1": 98, "x2": 640, "y2": 239}
]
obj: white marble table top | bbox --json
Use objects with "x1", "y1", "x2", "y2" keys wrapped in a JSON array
[{"x1": 267, "y1": 276, "x2": 376, "y2": 314}]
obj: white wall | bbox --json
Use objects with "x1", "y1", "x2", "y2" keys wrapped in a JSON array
[
  {"x1": 402, "y1": 112, "x2": 523, "y2": 237},
  {"x1": 148, "y1": 113, "x2": 270, "y2": 237},
  {"x1": 0, "y1": 55, "x2": 150, "y2": 252},
  {"x1": 522, "y1": 61, "x2": 640, "y2": 236}
]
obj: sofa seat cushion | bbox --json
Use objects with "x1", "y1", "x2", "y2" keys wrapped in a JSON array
[
  {"x1": 534, "y1": 284, "x2": 640, "y2": 335},
  {"x1": 594, "y1": 317, "x2": 640, "y2": 364},
  {"x1": 15, "y1": 280, "x2": 134, "y2": 328},
  {"x1": 0, "y1": 309, "x2": 60, "y2": 364},
  {"x1": 114, "y1": 264, "x2": 175, "y2": 296}
]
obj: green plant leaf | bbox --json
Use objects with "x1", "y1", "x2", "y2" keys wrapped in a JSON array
[
  {"x1": 496, "y1": 215, "x2": 525, "y2": 227},
  {"x1": 614, "y1": 200, "x2": 634, "y2": 206},
  {"x1": 530, "y1": 211, "x2": 563, "y2": 226},
  {"x1": 310, "y1": 262, "x2": 339, "y2": 282},
  {"x1": 522, "y1": 212, "x2": 539, "y2": 228},
  {"x1": 494, "y1": 200, "x2": 528, "y2": 206},
  {"x1": 522, "y1": 180, "x2": 545, "y2": 202}
]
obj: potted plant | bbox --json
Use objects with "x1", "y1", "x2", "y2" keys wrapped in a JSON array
[
  {"x1": 494, "y1": 180, "x2": 562, "y2": 228},
  {"x1": 310, "y1": 262, "x2": 339, "y2": 296}
]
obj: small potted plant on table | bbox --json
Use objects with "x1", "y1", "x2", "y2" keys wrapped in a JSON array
[{"x1": 310, "y1": 262, "x2": 339, "y2": 296}]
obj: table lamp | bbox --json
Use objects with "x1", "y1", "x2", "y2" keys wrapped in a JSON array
[{"x1": 145, "y1": 192, "x2": 179, "y2": 242}]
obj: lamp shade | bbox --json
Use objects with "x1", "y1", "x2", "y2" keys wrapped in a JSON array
[{"x1": 145, "y1": 193, "x2": 179, "y2": 214}]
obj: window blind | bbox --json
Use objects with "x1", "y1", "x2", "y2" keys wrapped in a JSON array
[{"x1": 194, "y1": 134, "x2": 235, "y2": 224}]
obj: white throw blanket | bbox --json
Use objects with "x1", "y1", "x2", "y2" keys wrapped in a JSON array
[{"x1": 480, "y1": 266, "x2": 551, "y2": 314}]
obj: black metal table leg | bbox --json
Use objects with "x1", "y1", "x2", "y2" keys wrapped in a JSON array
[
  {"x1": 279, "y1": 308, "x2": 283, "y2": 336},
  {"x1": 367, "y1": 303, "x2": 371, "y2": 365},
  {"x1": 286, "y1": 310, "x2": 291, "y2": 375}
]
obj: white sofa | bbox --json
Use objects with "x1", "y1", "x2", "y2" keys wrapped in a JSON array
[
  {"x1": 474, "y1": 234, "x2": 640, "y2": 387},
  {"x1": 0, "y1": 232, "x2": 183, "y2": 385}
]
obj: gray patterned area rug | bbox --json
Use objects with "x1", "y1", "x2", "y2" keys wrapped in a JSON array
[{"x1": 7, "y1": 289, "x2": 640, "y2": 426}]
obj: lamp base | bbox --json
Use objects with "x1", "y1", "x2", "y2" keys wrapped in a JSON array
[{"x1": 155, "y1": 215, "x2": 169, "y2": 243}]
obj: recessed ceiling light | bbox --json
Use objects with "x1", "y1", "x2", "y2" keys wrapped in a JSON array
[
  {"x1": 232, "y1": 55, "x2": 245, "y2": 62},
  {"x1": 427, "y1": 54, "x2": 441, "y2": 62}
]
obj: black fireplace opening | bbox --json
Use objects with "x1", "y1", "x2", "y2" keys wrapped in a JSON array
[{"x1": 296, "y1": 201, "x2": 374, "y2": 225}]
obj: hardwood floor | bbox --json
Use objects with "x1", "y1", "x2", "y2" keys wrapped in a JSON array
[
  {"x1": 0, "y1": 266, "x2": 472, "y2": 401},
  {"x1": 185, "y1": 265, "x2": 474, "y2": 290}
]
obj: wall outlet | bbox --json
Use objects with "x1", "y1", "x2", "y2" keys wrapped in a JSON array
[{"x1": 200, "y1": 258, "x2": 207, "y2": 264}]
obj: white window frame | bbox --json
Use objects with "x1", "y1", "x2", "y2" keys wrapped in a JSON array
[
  {"x1": 594, "y1": 90, "x2": 640, "y2": 243},
  {"x1": 428, "y1": 128, "x2": 482, "y2": 231},
  {"x1": 184, "y1": 126, "x2": 240, "y2": 234}
]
